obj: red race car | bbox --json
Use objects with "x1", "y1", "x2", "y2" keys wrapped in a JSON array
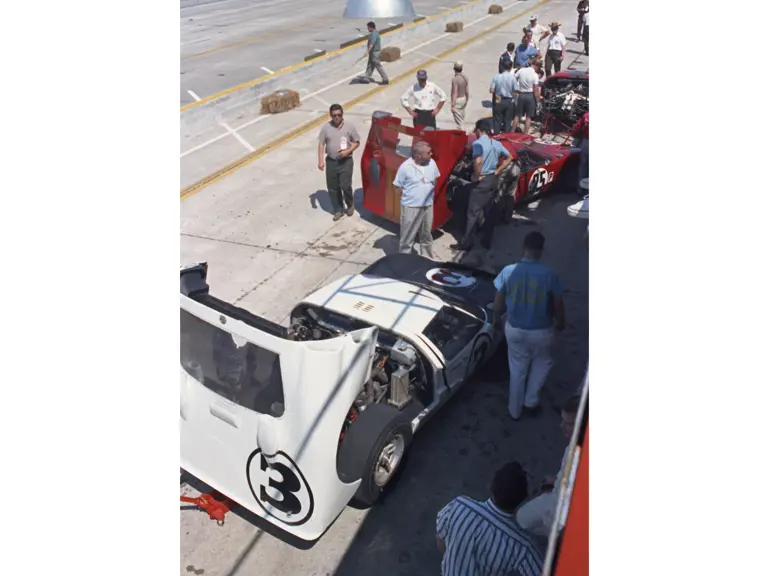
[
  {"x1": 361, "y1": 112, "x2": 581, "y2": 231},
  {"x1": 538, "y1": 70, "x2": 589, "y2": 135}
]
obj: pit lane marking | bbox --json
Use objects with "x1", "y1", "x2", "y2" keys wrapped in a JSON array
[
  {"x1": 178, "y1": 4, "x2": 521, "y2": 159},
  {"x1": 180, "y1": 0, "x2": 490, "y2": 112},
  {"x1": 180, "y1": 0, "x2": 549, "y2": 199},
  {"x1": 186, "y1": 89, "x2": 255, "y2": 154}
]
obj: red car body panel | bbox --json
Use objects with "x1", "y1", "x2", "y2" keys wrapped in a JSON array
[{"x1": 361, "y1": 114, "x2": 580, "y2": 230}]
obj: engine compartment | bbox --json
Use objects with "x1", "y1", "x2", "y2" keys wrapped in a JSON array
[
  {"x1": 287, "y1": 305, "x2": 433, "y2": 422},
  {"x1": 541, "y1": 79, "x2": 589, "y2": 126}
]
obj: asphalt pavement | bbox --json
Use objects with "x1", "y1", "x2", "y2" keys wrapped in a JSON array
[{"x1": 180, "y1": 0, "x2": 483, "y2": 105}]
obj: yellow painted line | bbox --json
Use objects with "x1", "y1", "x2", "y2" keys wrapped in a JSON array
[
  {"x1": 182, "y1": 17, "x2": 335, "y2": 61},
  {"x1": 180, "y1": 0, "x2": 486, "y2": 112},
  {"x1": 180, "y1": 0, "x2": 552, "y2": 201}
]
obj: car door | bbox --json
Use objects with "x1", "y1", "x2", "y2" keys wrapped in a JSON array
[
  {"x1": 180, "y1": 285, "x2": 378, "y2": 542},
  {"x1": 426, "y1": 305, "x2": 491, "y2": 390}
]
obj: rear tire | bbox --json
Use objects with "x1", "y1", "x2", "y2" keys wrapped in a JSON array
[{"x1": 337, "y1": 403, "x2": 413, "y2": 507}]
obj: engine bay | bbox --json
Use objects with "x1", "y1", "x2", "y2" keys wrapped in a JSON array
[
  {"x1": 287, "y1": 305, "x2": 433, "y2": 421},
  {"x1": 541, "y1": 79, "x2": 589, "y2": 126}
]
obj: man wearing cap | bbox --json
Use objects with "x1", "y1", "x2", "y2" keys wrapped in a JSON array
[
  {"x1": 524, "y1": 15, "x2": 550, "y2": 50},
  {"x1": 545, "y1": 21, "x2": 568, "y2": 77},
  {"x1": 511, "y1": 64, "x2": 540, "y2": 135},
  {"x1": 364, "y1": 21, "x2": 389, "y2": 85},
  {"x1": 513, "y1": 35, "x2": 540, "y2": 70},
  {"x1": 498, "y1": 42, "x2": 515, "y2": 74},
  {"x1": 450, "y1": 119, "x2": 514, "y2": 252},
  {"x1": 450, "y1": 61, "x2": 470, "y2": 130},
  {"x1": 490, "y1": 59, "x2": 517, "y2": 135},
  {"x1": 401, "y1": 70, "x2": 447, "y2": 129}
]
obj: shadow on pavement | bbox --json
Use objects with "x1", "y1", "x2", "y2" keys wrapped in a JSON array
[{"x1": 333, "y1": 190, "x2": 589, "y2": 576}]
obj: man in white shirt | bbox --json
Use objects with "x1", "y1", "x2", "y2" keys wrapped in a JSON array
[
  {"x1": 545, "y1": 21, "x2": 568, "y2": 77},
  {"x1": 583, "y1": 11, "x2": 590, "y2": 55},
  {"x1": 511, "y1": 66, "x2": 540, "y2": 135},
  {"x1": 524, "y1": 14, "x2": 550, "y2": 49},
  {"x1": 401, "y1": 69, "x2": 447, "y2": 128},
  {"x1": 516, "y1": 396, "x2": 580, "y2": 536},
  {"x1": 393, "y1": 140, "x2": 440, "y2": 258}
]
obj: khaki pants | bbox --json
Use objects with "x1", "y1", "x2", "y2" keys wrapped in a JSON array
[
  {"x1": 452, "y1": 96, "x2": 467, "y2": 129},
  {"x1": 399, "y1": 204, "x2": 434, "y2": 258}
]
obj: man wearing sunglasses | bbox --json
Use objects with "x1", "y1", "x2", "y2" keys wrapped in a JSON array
[{"x1": 317, "y1": 104, "x2": 361, "y2": 221}]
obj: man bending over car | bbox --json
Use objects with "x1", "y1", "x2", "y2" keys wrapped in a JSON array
[{"x1": 450, "y1": 119, "x2": 513, "y2": 252}]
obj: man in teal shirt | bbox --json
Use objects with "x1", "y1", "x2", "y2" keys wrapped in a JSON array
[
  {"x1": 364, "y1": 21, "x2": 389, "y2": 85},
  {"x1": 450, "y1": 119, "x2": 513, "y2": 251},
  {"x1": 492, "y1": 232, "x2": 565, "y2": 420}
]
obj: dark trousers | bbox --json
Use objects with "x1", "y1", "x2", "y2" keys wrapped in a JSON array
[
  {"x1": 413, "y1": 109, "x2": 436, "y2": 128},
  {"x1": 577, "y1": 14, "x2": 585, "y2": 39},
  {"x1": 493, "y1": 96, "x2": 515, "y2": 134},
  {"x1": 325, "y1": 156, "x2": 354, "y2": 214},
  {"x1": 583, "y1": 25, "x2": 589, "y2": 54},
  {"x1": 545, "y1": 49, "x2": 563, "y2": 76},
  {"x1": 462, "y1": 174, "x2": 499, "y2": 248}
]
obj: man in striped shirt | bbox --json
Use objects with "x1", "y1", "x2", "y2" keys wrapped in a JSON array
[{"x1": 436, "y1": 462, "x2": 544, "y2": 576}]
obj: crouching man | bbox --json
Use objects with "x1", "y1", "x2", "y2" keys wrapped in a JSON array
[
  {"x1": 394, "y1": 140, "x2": 440, "y2": 258},
  {"x1": 436, "y1": 461, "x2": 544, "y2": 576}
]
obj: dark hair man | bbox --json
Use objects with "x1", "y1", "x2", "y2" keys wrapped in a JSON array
[
  {"x1": 437, "y1": 461, "x2": 544, "y2": 576},
  {"x1": 498, "y1": 41, "x2": 515, "y2": 73},
  {"x1": 492, "y1": 231, "x2": 566, "y2": 420},
  {"x1": 364, "y1": 21, "x2": 389, "y2": 84},
  {"x1": 450, "y1": 119, "x2": 513, "y2": 252},
  {"x1": 317, "y1": 104, "x2": 360, "y2": 220}
]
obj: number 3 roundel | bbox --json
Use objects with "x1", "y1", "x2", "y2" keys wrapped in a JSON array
[{"x1": 246, "y1": 449, "x2": 314, "y2": 526}]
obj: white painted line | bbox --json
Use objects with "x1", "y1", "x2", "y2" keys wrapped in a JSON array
[
  {"x1": 221, "y1": 121, "x2": 256, "y2": 152},
  {"x1": 187, "y1": 90, "x2": 202, "y2": 101},
  {"x1": 261, "y1": 66, "x2": 275, "y2": 74},
  {"x1": 180, "y1": 0, "x2": 525, "y2": 160},
  {"x1": 312, "y1": 94, "x2": 332, "y2": 108}
]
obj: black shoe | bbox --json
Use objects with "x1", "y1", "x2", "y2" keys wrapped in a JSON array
[{"x1": 381, "y1": 80, "x2": 390, "y2": 85}]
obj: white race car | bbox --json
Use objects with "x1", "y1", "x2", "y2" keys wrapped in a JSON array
[{"x1": 180, "y1": 254, "x2": 503, "y2": 543}]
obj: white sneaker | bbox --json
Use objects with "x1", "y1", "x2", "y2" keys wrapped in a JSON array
[{"x1": 567, "y1": 195, "x2": 589, "y2": 219}]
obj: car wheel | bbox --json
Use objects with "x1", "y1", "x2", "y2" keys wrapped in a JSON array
[{"x1": 337, "y1": 403, "x2": 413, "y2": 507}]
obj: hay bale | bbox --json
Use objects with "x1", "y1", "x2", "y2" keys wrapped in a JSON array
[
  {"x1": 260, "y1": 90, "x2": 301, "y2": 115},
  {"x1": 489, "y1": 4, "x2": 503, "y2": 14},
  {"x1": 445, "y1": 21, "x2": 464, "y2": 33},
  {"x1": 380, "y1": 46, "x2": 401, "y2": 62}
]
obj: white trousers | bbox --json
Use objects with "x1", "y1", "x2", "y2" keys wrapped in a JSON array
[
  {"x1": 504, "y1": 324, "x2": 555, "y2": 419},
  {"x1": 516, "y1": 491, "x2": 557, "y2": 537}
]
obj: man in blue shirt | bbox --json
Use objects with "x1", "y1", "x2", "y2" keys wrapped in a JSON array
[
  {"x1": 393, "y1": 140, "x2": 441, "y2": 258},
  {"x1": 514, "y1": 35, "x2": 540, "y2": 69},
  {"x1": 492, "y1": 231, "x2": 565, "y2": 420},
  {"x1": 450, "y1": 120, "x2": 513, "y2": 252},
  {"x1": 489, "y1": 59, "x2": 518, "y2": 134}
]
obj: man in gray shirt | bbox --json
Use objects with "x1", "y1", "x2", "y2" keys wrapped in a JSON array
[
  {"x1": 364, "y1": 21, "x2": 389, "y2": 85},
  {"x1": 317, "y1": 104, "x2": 361, "y2": 221}
]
